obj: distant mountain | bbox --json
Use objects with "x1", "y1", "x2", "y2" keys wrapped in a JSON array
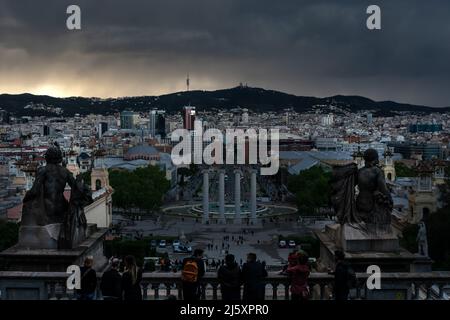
[{"x1": 0, "y1": 86, "x2": 449, "y2": 117}]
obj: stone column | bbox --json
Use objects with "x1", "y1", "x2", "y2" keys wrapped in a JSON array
[
  {"x1": 234, "y1": 169, "x2": 242, "y2": 224},
  {"x1": 218, "y1": 169, "x2": 226, "y2": 224},
  {"x1": 202, "y1": 170, "x2": 210, "y2": 224},
  {"x1": 250, "y1": 169, "x2": 257, "y2": 224}
]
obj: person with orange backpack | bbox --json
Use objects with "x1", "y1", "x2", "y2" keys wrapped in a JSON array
[{"x1": 181, "y1": 248, "x2": 205, "y2": 301}]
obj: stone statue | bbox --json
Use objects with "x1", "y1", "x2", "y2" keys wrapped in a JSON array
[
  {"x1": 19, "y1": 143, "x2": 93, "y2": 249},
  {"x1": 417, "y1": 222, "x2": 429, "y2": 257},
  {"x1": 58, "y1": 174, "x2": 93, "y2": 248},
  {"x1": 330, "y1": 148, "x2": 393, "y2": 234}
]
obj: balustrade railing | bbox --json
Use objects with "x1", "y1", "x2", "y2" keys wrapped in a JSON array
[{"x1": 1, "y1": 271, "x2": 449, "y2": 300}]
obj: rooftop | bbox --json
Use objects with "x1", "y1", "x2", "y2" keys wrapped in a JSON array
[{"x1": 125, "y1": 144, "x2": 158, "y2": 156}]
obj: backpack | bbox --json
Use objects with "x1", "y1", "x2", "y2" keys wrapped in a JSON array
[
  {"x1": 346, "y1": 265, "x2": 357, "y2": 289},
  {"x1": 182, "y1": 259, "x2": 199, "y2": 283}
]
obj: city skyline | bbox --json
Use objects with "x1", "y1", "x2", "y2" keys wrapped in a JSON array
[
  {"x1": 1, "y1": 1, "x2": 450, "y2": 307},
  {"x1": 1, "y1": 0, "x2": 450, "y2": 106}
]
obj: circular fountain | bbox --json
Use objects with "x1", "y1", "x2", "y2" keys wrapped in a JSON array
[{"x1": 191, "y1": 202, "x2": 269, "y2": 218}]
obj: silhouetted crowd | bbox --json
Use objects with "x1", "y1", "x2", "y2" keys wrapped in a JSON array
[{"x1": 76, "y1": 249, "x2": 353, "y2": 301}]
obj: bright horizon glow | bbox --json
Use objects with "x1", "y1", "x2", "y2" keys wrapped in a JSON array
[
  {"x1": 0, "y1": 80, "x2": 447, "y2": 109},
  {"x1": 1, "y1": 83, "x2": 191, "y2": 99},
  {"x1": 31, "y1": 84, "x2": 70, "y2": 98},
  {"x1": 0, "y1": 76, "x2": 226, "y2": 99}
]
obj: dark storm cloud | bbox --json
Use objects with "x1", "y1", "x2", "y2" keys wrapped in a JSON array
[{"x1": 0, "y1": 0, "x2": 449, "y2": 106}]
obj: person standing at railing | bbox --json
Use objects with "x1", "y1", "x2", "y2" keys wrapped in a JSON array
[
  {"x1": 122, "y1": 255, "x2": 143, "y2": 301},
  {"x1": 241, "y1": 253, "x2": 268, "y2": 301},
  {"x1": 218, "y1": 254, "x2": 241, "y2": 301},
  {"x1": 328, "y1": 250, "x2": 355, "y2": 301},
  {"x1": 286, "y1": 253, "x2": 310, "y2": 301},
  {"x1": 76, "y1": 256, "x2": 97, "y2": 300},
  {"x1": 181, "y1": 249, "x2": 206, "y2": 301},
  {"x1": 100, "y1": 258, "x2": 122, "y2": 301}
]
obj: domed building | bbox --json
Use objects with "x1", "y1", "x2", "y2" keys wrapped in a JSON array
[{"x1": 124, "y1": 144, "x2": 160, "y2": 161}]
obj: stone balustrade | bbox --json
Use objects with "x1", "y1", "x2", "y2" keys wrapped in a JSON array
[{"x1": 1, "y1": 271, "x2": 449, "y2": 300}]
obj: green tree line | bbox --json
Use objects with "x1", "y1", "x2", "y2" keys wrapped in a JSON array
[
  {"x1": 402, "y1": 165, "x2": 450, "y2": 270},
  {"x1": 427, "y1": 165, "x2": 450, "y2": 269},
  {"x1": 287, "y1": 166, "x2": 332, "y2": 215},
  {"x1": 109, "y1": 165, "x2": 170, "y2": 214},
  {"x1": 395, "y1": 162, "x2": 417, "y2": 177}
]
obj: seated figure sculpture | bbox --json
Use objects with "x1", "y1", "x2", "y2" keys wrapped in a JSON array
[
  {"x1": 19, "y1": 143, "x2": 93, "y2": 249},
  {"x1": 330, "y1": 148, "x2": 393, "y2": 235}
]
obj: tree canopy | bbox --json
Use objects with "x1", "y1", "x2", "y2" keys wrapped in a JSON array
[
  {"x1": 287, "y1": 166, "x2": 332, "y2": 215},
  {"x1": 427, "y1": 207, "x2": 450, "y2": 270},
  {"x1": 0, "y1": 220, "x2": 19, "y2": 252},
  {"x1": 109, "y1": 165, "x2": 170, "y2": 213},
  {"x1": 177, "y1": 164, "x2": 199, "y2": 186},
  {"x1": 427, "y1": 165, "x2": 450, "y2": 270},
  {"x1": 79, "y1": 171, "x2": 91, "y2": 187},
  {"x1": 395, "y1": 162, "x2": 417, "y2": 177}
]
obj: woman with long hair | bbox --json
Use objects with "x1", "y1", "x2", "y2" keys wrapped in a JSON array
[{"x1": 122, "y1": 255, "x2": 143, "y2": 301}]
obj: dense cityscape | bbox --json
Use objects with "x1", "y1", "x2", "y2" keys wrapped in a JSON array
[
  {"x1": 1, "y1": 1, "x2": 450, "y2": 313},
  {"x1": 0, "y1": 85, "x2": 449, "y2": 300}
]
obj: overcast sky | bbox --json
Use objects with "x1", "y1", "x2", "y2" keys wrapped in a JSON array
[{"x1": 0, "y1": 0, "x2": 449, "y2": 106}]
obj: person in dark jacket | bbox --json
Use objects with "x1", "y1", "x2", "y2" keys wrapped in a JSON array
[
  {"x1": 101, "y1": 258, "x2": 122, "y2": 300},
  {"x1": 76, "y1": 256, "x2": 97, "y2": 300},
  {"x1": 241, "y1": 253, "x2": 268, "y2": 301},
  {"x1": 218, "y1": 254, "x2": 241, "y2": 301},
  {"x1": 181, "y1": 249, "x2": 206, "y2": 301},
  {"x1": 329, "y1": 250, "x2": 352, "y2": 301},
  {"x1": 122, "y1": 255, "x2": 143, "y2": 301}
]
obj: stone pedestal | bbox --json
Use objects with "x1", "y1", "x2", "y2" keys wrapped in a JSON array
[
  {"x1": 326, "y1": 223, "x2": 399, "y2": 253},
  {"x1": 17, "y1": 224, "x2": 62, "y2": 250},
  {"x1": 0, "y1": 226, "x2": 108, "y2": 272},
  {"x1": 315, "y1": 223, "x2": 432, "y2": 273}
]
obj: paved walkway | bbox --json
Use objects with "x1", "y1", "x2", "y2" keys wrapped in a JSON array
[{"x1": 116, "y1": 214, "x2": 334, "y2": 266}]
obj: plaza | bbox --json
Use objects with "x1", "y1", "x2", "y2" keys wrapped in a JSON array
[{"x1": 114, "y1": 212, "x2": 323, "y2": 268}]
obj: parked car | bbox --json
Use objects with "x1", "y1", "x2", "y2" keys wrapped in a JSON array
[
  {"x1": 288, "y1": 240, "x2": 296, "y2": 248},
  {"x1": 278, "y1": 240, "x2": 287, "y2": 248},
  {"x1": 173, "y1": 245, "x2": 192, "y2": 253},
  {"x1": 172, "y1": 240, "x2": 181, "y2": 248},
  {"x1": 159, "y1": 240, "x2": 167, "y2": 248},
  {"x1": 150, "y1": 240, "x2": 157, "y2": 248}
]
